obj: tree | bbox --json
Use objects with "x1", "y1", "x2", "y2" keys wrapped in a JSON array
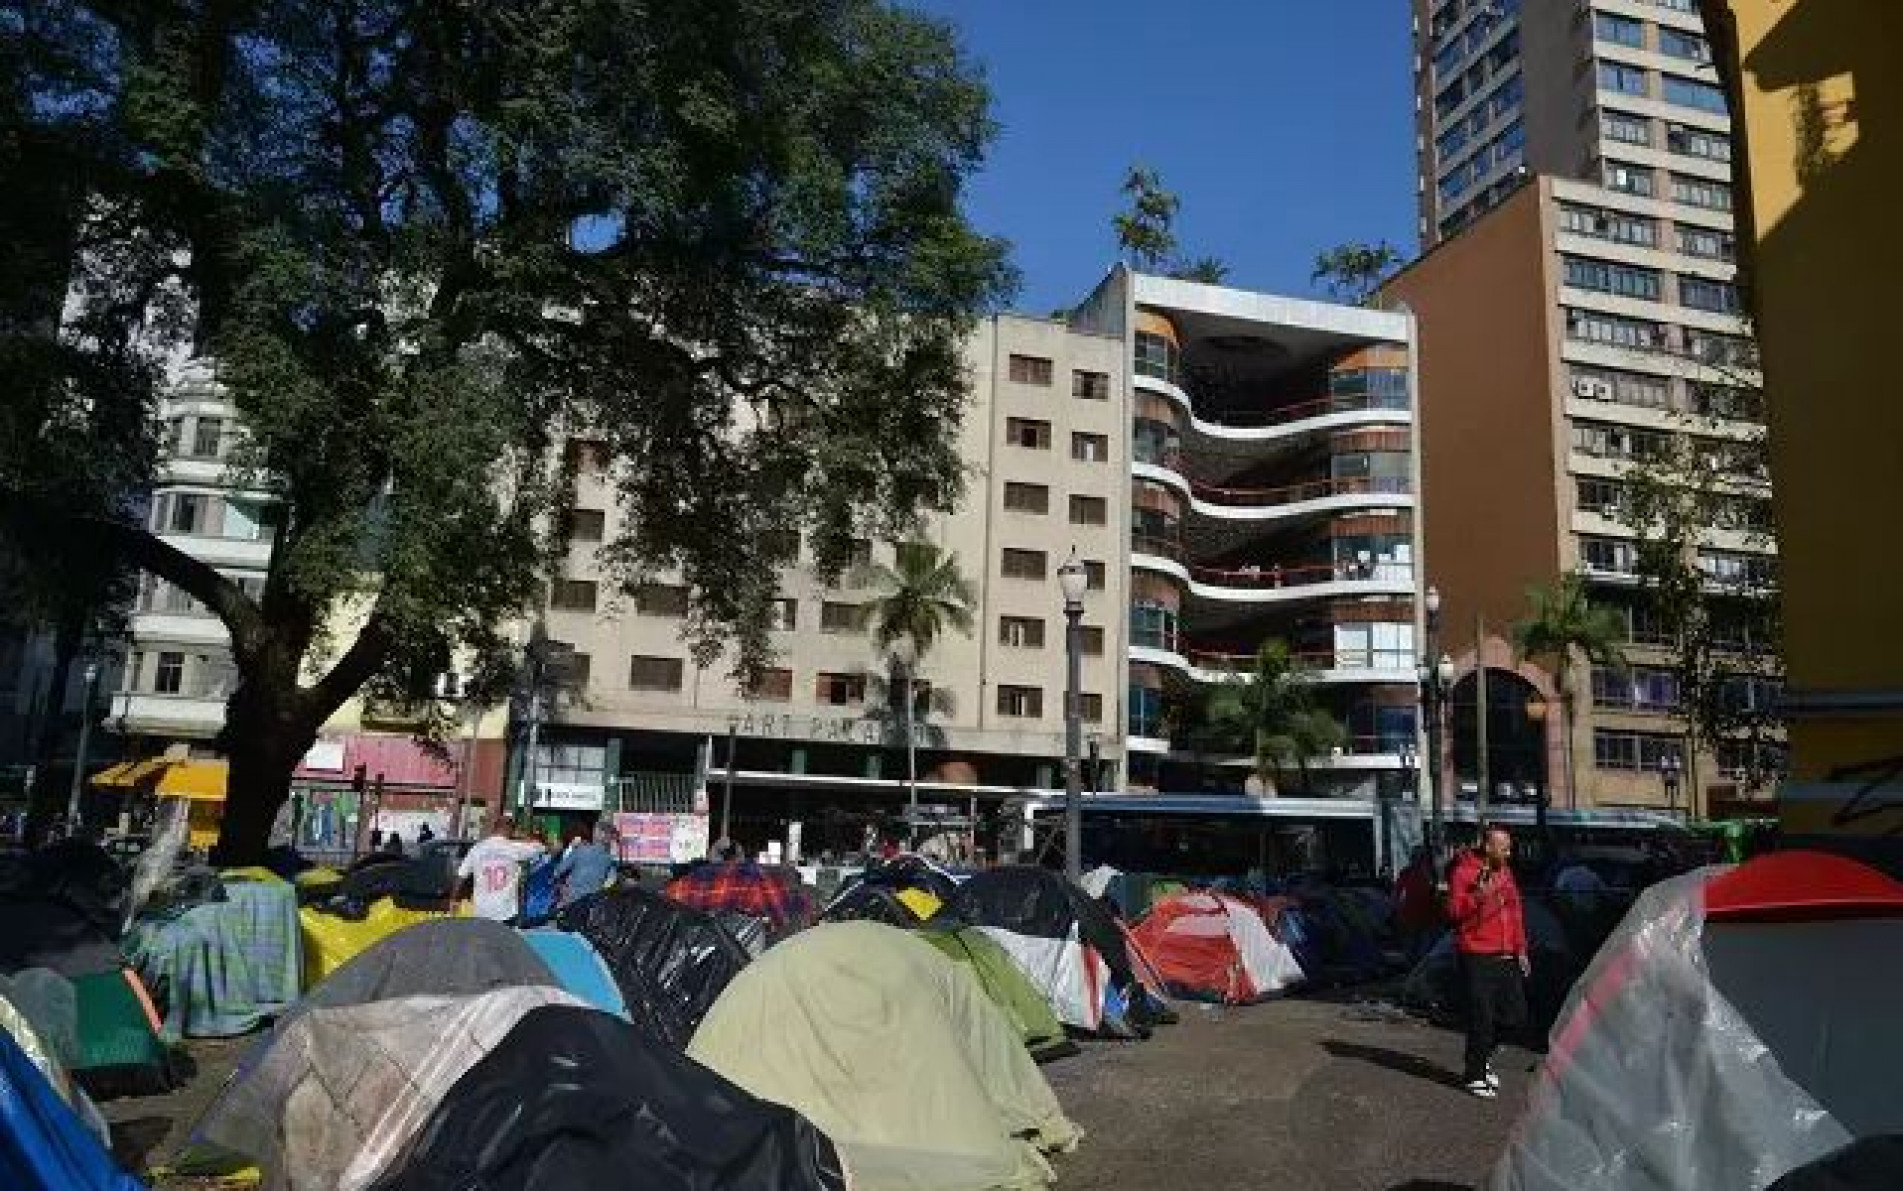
[
  {"x1": 1113, "y1": 165, "x2": 1181, "y2": 272},
  {"x1": 1, "y1": 0, "x2": 1013, "y2": 863},
  {"x1": 865, "y1": 543, "x2": 974, "y2": 842},
  {"x1": 1167, "y1": 256, "x2": 1230, "y2": 285},
  {"x1": 1203, "y1": 641, "x2": 1346, "y2": 795},
  {"x1": 1512, "y1": 573, "x2": 1630, "y2": 810},
  {"x1": 1311, "y1": 242, "x2": 1404, "y2": 306}
]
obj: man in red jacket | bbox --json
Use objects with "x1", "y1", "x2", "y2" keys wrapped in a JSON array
[{"x1": 1446, "y1": 826, "x2": 1528, "y2": 1098}]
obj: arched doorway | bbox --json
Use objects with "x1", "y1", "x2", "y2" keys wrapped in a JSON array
[{"x1": 1449, "y1": 668, "x2": 1545, "y2": 806}]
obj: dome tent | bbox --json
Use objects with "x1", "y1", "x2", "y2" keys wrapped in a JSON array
[{"x1": 1130, "y1": 891, "x2": 1305, "y2": 1004}]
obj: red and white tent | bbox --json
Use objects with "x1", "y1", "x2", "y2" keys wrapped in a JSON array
[
  {"x1": 1492, "y1": 850, "x2": 1903, "y2": 1191},
  {"x1": 1130, "y1": 891, "x2": 1305, "y2": 1005}
]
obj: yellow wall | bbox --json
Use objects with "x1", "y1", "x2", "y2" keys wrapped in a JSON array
[{"x1": 1714, "y1": 1, "x2": 1903, "y2": 834}]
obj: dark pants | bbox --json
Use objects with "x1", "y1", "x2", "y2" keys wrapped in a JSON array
[{"x1": 1461, "y1": 952, "x2": 1527, "y2": 1081}]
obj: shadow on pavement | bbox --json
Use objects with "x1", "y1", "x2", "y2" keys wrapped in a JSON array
[
  {"x1": 1320, "y1": 1037, "x2": 1458, "y2": 1089},
  {"x1": 108, "y1": 1115, "x2": 173, "y2": 1170}
]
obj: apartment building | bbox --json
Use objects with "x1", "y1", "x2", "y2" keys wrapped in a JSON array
[
  {"x1": 531, "y1": 314, "x2": 1131, "y2": 855},
  {"x1": 1072, "y1": 269, "x2": 1424, "y2": 804}
]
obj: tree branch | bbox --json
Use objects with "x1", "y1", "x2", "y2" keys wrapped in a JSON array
[
  {"x1": 67, "y1": 514, "x2": 267, "y2": 661},
  {"x1": 301, "y1": 606, "x2": 395, "y2": 724}
]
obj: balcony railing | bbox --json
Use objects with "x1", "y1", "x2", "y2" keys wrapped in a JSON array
[
  {"x1": 1184, "y1": 647, "x2": 1417, "y2": 675},
  {"x1": 1131, "y1": 532, "x2": 1186, "y2": 561},
  {"x1": 1190, "y1": 475, "x2": 1412, "y2": 509},
  {"x1": 1190, "y1": 560, "x2": 1415, "y2": 589},
  {"x1": 1189, "y1": 392, "x2": 1409, "y2": 430}
]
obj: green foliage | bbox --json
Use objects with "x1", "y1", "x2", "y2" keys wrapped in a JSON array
[
  {"x1": 1113, "y1": 165, "x2": 1181, "y2": 272},
  {"x1": 865, "y1": 543, "x2": 977, "y2": 660},
  {"x1": 1201, "y1": 641, "x2": 1346, "y2": 793},
  {"x1": 1, "y1": 0, "x2": 1014, "y2": 859},
  {"x1": 1512, "y1": 573, "x2": 1630, "y2": 695},
  {"x1": 1311, "y1": 242, "x2": 1404, "y2": 306},
  {"x1": 1167, "y1": 256, "x2": 1231, "y2": 285}
]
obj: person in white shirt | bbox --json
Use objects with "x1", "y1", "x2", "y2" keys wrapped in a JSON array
[{"x1": 457, "y1": 816, "x2": 546, "y2": 923}]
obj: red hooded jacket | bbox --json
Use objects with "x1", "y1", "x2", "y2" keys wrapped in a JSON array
[{"x1": 1447, "y1": 849, "x2": 1527, "y2": 956}]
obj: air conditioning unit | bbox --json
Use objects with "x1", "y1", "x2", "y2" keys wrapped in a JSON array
[{"x1": 1572, "y1": 376, "x2": 1613, "y2": 399}]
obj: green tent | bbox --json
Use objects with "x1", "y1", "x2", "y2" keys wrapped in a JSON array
[{"x1": 919, "y1": 926, "x2": 1073, "y2": 1062}]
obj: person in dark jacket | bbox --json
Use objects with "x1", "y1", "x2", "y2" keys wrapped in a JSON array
[{"x1": 1446, "y1": 826, "x2": 1528, "y2": 1099}]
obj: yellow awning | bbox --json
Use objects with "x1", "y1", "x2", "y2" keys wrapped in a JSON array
[
  {"x1": 91, "y1": 757, "x2": 173, "y2": 789},
  {"x1": 155, "y1": 760, "x2": 229, "y2": 802}
]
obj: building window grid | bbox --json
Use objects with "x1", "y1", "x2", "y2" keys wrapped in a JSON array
[
  {"x1": 820, "y1": 601, "x2": 867, "y2": 633},
  {"x1": 1596, "y1": 61, "x2": 1648, "y2": 99},
  {"x1": 549, "y1": 578, "x2": 598, "y2": 612},
  {"x1": 1563, "y1": 255, "x2": 1663, "y2": 302},
  {"x1": 1671, "y1": 174, "x2": 1733, "y2": 212},
  {"x1": 815, "y1": 672, "x2": 867, "y2": 707},
  {"x1": 1572, "y1": 366, "x2": 1673, "y2": 410},
  {"x1": 1600, "y1": 109, "x2": 1652, "y2": 147},
  {"x1": 996, "y1": 685, "x2": 1043, "y2": 718},
  {"x1": 747, "y1": 668, "x2": 794, "y2": 702},
  {"x1": 1006, "y1": 418, "x2": 1052, "y2": 450},
  {"x1": 1071, "y1": 432, "x2": 1110, "y2": 463},
  {"x1": 999, "y1": 616, "x2": 1046, "y2": 649},
  {"x1": 1566, "y1": 308, "x2": 1668, "y2": 350},
  {"x1": 1003, "y1": 482, "x2": 1050, "y2": 514},
  {"x1": 1559, "y1": 203, "x2": 1658, "y2": 248},
  {"x1": 1679, "y1": 275, "x2": 1741, "y2": 314},
  {"x1": 1071, "y1": 370, "x2": 1110, "y2": 400},
  {"x1": 628, "y1": 655, "x2": 684, "y2": 691},
  {"x1": 1593, "y1": 12, "x2": 1645, "y2": 49},
  {"x1": 634, "y1": 583, "x2": 689, "y2": 617},
  {"x1": 1000, "y1": 548, "x2": 1048, "y2": 580},
  {"x1": 1007, "y1": 354, "x2": 1053, "y2": 386},
  {"x1": 1602, "y1": 159, "x2": 1656, "y2": 197},
  {"x1": 1069, "y1": 494, "x2": 1109, "y2": 526},
  {"x1": 1677, "y1": 225, "x2": 1736, "y2": 261},
  {"x1": 1667, "y1": 123, "x2": 1731, "y2": 163},
  {"x1": 1662, "y1": 73, "x2": 1728, "y2": 115},
  {"x1": 1593, "y1": 729, "x2": 1685, "y2": 771}
]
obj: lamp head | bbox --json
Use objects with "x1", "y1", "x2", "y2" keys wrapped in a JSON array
[
  {"x1": 1425, "y1": 586, "x2": 1442, "y2": 617},
  {"x1": 1436, "y1": 653, "x2": 1456, "y2": 686},
  {"x1": 1056, "y1": 551, "x2": 1089, "y2": 606}
]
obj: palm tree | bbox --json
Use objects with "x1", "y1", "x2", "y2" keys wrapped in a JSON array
[
  {"x1": 865, "y1": 544, "x2": 976, "y2": 843},
  {"x1": 1204, "y1": 641, "x2": 1347, "y2": 795},
  {"x1": 1512, "y1": 572, "x2": 1630, "y2": 811}
]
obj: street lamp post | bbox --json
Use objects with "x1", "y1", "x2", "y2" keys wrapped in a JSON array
[
  {"x1": 65, "y1": 662, "x2": 100, "y2": 837},
  {"x1": 1057, "y1": 552, "x2": 1090, "y2": 884},
  {"x1": 890, "y1": 637, "x2": 921, "y2": 850},
  {"x1": 1659, "y1": 752, "x2": 1684, "y2": 818},
  {"x1": 1393, "y1": 742, "x2": 1418, "y2": 879},
  {"x1": 1419, "y1": 586, "x2": 1451, "y2": 866},
  {"x1": 1525, "y1": 693, "x2": 1551, "y2": 845}
]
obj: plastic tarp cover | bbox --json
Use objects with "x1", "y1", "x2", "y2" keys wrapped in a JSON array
[
  {"x1": 1, "y1": 1028, "x2": 143, "y2": 1191},
  {"x1": 1490, "y1": 870, "x2": 1903, "y2": 1191},
  {"x1": 555, "y1": 888, "x2": 750, "y2": 1049},
  {"x1": 917, "y1": 927, "x2": 1071, "y2": 1060},
  {"x1": 689, "y1": 921, "x2": 1081, "y2": 1191},
  {"x1": 1131, "y1": 893, "x2": 1305, "y2": 1005},
  {"x1": 194, "y1": 987, "x2": 581, "y2": 1191},
  {"x1": 370, "y1": 1004, "x2": 847, "y2": 1191},
  {"x1": 519, "y1": 930, "x2": 627, "y2": 1019},
  {"x1": 126, "y1": 873, "x2": 303, "y2": 1040},
  {"x1": 285, "y1": 918, "x2": 554, "y2": 1035},
  {"x1": 297, "y1": 899, "x2": 464, "y2": 989},
  {"x1": 69, "y1": 970, "x2": 173, "y2": 1097},
  {"x1": 0, "y1": 970, "x2": 80, "y2": 1075}
]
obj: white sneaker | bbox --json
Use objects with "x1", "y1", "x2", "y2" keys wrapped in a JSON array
[
  {"x1": 1464, "y1": 1078, "x2": 1498, "y2": 1099},
  {"x1": 1485, "y1": 1064, "x2": 1501, "y2": 1091}
]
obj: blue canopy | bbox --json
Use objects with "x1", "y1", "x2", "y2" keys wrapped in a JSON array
[
  {"x1": 0, "y1": 1028, "x2": 143, "y2": 1191},
  {"x1": 521, "y1": 929, "x2": 629, "y2": 1019}
]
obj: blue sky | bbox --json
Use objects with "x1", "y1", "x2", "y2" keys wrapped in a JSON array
[{"x1": 907, "y1": 1, "x2": 1419, "y2": 314}]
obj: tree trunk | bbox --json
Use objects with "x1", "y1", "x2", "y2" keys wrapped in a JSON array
[
  {"x1": 1560, "y1": 692, "x2": 1579, "y2": 812},
  {"x1": 28, "y1": 614, "x2": 85, "y2": 840},
  {"x1": 210, "y1": 676, "x2": 318, "y2": 866}
]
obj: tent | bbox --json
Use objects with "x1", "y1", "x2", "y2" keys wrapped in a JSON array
[
  {"x1": 821, "y1": 857, "x2": 956, "y2": 926},
  {"x1": 689, "y1": 922, "x2": 1081, "y2": 1191},
  {"x1": 519, "y1": 930, "x2": 627, "y2": 1018},
  {"x1": 917, "y1": 925, "x2": 1075, "y2": 1061},
  {"x1": 1491, "y1": 851, "x2": 1903, "y2": 1191},
  {"x1": 124, "y1": 869, "x2": 303, "y2": 1039},
  {"x1": 291, "y1": 917, "x2": 555, "y2": 1021},
  {"x1": 555, "y1": 887, "x2": 751, "y2": 1049},
  {"x1": 950, "y1": 865, "x2": 1155, "y2": 1036},
  {"x1": 297, "y1": 897, "x2": 464, "y2": 988},
  {"x1": 370, "y1": 1004, "x2": 848, "y2": 1191},
  {"x1": 192, "y1": 987, "x2": 582, "y2": 1191},
  {"x1": 0, "y1": 1028, "x2": 143, "y2": 1191},
  {"x1": 1130, "y1": 892, "x2": 1306, "y2": 1004},
  {"x1": 666, "y1": 861, "x2": 812, "y2": 948}
]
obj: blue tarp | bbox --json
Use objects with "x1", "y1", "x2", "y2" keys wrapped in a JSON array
[
  {"x1": 521, "y1": 930, "x2": 628, "y2": 1019},
  {"x1": 0, "y1": 1028, "x2": 143, "y2": 1191}
]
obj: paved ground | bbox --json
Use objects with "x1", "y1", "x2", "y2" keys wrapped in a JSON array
[
  {"x1": 1045, "y1": 994, "x2": 1536, "y2": 1191},
  {"x1": 104, "y1": 992, "x2": 1534, "y2": 1190}
]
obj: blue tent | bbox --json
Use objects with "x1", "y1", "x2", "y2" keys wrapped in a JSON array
[
  {"x1": 0, "y1": 1028, "x2": 143, "y2": 1191},
  {"x1": 521, "y1": 930, "x2": 629, "y2": 1019}
]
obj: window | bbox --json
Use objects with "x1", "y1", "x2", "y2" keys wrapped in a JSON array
[
  {"x1": 1008, "y1": 354, "x2": 1053, "y2": 386},
  {"x1": 999, "y1": 616, "x2": 1046, "y2": 648},
  {"x1": 1134, "y1": 331, "x2": 1180, "y2": 385},
  {"x1": 1006, "y1": 418, "x2": 1052, "y2": 450},
  {"x1": 1576, "y1": 477, "x2": 1625, "y2": 515},
  {"x1": 153, "y1": 652, "x2": 186, "y2": 695},
  {"x1": 532, "y1": 742, "x2": 605, "y2": 789},
  {"x1": 549, "y1": 579, "x2": 598, "y2": 612},
  {"x1": 1594, "y1": 665, "x2": 1681, "y2": 711},
  {"x1": 1593, "y1": 729, "x2": 1683, "y2": 771},
  {"x1": 628, "y1": 655, "x2": 684, "y2": 691},
  {"x1": 1679, "y1": 276, "x2": 1740, "y2": 313},
  {"x1": 1601, "y1": 109, "x2": 1652, "y2": 146},
  {"x1": 1079, "y1": 693, "x2": 1104, "y2": 724},
  {"x1": 634, "y1": 583, "x2": 689, "y2": 616},
  {"x1": 1594, "y1": 12, "x2": 1644, "y2": 48},
  {"x1": 1662, "y1": 73, "x2": 1728, "y2": 115},
  {"x1": 1003, "y1": 482, "x2": 1049, "y2": 514},
  {"x1": 1566, "y1": 308, "x2": 1667, "y2": 350},
  {"x1": 1698, "y1": 549, "x2": 1776, "y2": 588},
  {"x1": 1072, "y1": 370, "x2": 1110, "y2": 400},
  {"x1": 567, "y1": 508, "x2": 606, "y2": 543},
  {"x1": 566, "y1": 653, "x2": 592, "y2": 688},
  {"x1": 1573, "y1": 421, "x2": 1673, "y2": 461},
  {"x1": 1001, "y1": 548, "x2": 1047, "y2": 580},
  {"x1": 1579, "y1": 535, "x2": 1640, "y2": 576},
  {"x1": 164, "y1": 493, "x2": 209, "y2": 535},
  {"x1": 1069, "y1": 494, "x2": 1108, "y2": 526},
  {"x1": 1081, "y1": 625, "x2": 1106, "y2": 656},
  {"x1": 1603, "y1": 160, "x2": 1655, "y2": 196},
  {"x1": 1667, "y1": 123, "x2": 1731, "y2": 162},
  {"x1": 768, "y1": 598, "x2": 798, "y2": 631},
  {"x1": 1691, "y1": 382, "x2": 1760, "y2": 420},
  {"x1": 1083, "y1": 560, "x2": 1107, "y2": 590},
  {"x1": 1559, "y1": 204, "x2": 1658, "y2": 248},
  {"x1": 1597, "y1": 61, "x2": 1648, "y2": 97},
  {"x1": 820, "y1": 601, "x2": 867, "y2": 633},
  {"x1": 1563, "y1": 256, "x2": 1663, "y2": 301},
  {"x1": 1571, "y1": 366, "x2": 1672, "y2": 410},
  {"x1": 1071, "y1": 432, "x2": 1109, "y2": 462},
  {"x1": 1657, "y1": 28, "x2": 1710, "y2": 63},
  {"x1": 996, "y1": 685, "x2": 1043, "y2": 718},
  {"x1": 1686, "y1": 331, "x2": 1754, "y2": 367},
  {"x1": 747, "y1": 668, "x2": 794, "y2": 702},
  {"x1": 190, "y1": 417, "x2": 224, "y2": 459},
  {"x1": 1671, "y1": 174, "x2": 1732, "y2": 211},
  {"x1": 1677, "y1": 225, "x2": 1735, "y2": 261},
  {"x1": 565, "y1": 437, "x2": 610, "y2": 474},
  {"x1": 815, "y1": 671, "x2": 866, "y2": 707}
]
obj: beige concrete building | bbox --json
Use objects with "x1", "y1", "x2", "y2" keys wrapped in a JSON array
[{"x1": 532, "y1": 313, "x2": 1132, "y2": 854}]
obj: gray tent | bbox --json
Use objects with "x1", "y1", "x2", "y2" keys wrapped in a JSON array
[{"x1": 295, "y1": 917, "x2": 554, "y2": 1016}]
